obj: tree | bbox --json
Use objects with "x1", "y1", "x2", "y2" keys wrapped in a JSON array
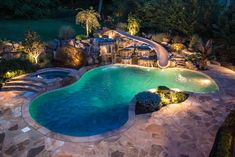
[
  {"x1": 127, "y1": 14, "x2": 140, "y2": 35},
  {"x1": 29, "y1": 42, "x2": 45, "y2": 64},
  {"x1": 212, "y1": 4, "x2": 235, "y2": 64},
  {"x1": 23, "y1": 30, "x2": 45, "y2": 64},
  {"x1": 75, "y1": 7, "x2": 100, "y2": 37},
  {"x1": 58, "y1": 26, "x2": 75, "y2": 40}
]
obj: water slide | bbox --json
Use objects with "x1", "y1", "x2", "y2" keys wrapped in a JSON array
[{"x1": 103, "y1": 30, "x2": 169, "y2": 68}]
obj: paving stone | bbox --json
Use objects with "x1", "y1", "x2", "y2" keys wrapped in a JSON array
[
  {"x1": 127, "y1": 147, "x2": 139, "y2": 157},
  {"x1": 150, "y1": 144, "x2": 163, "y2": 157},
  {"x1": 27, "y1": 145, "x2": 45, "y2": 157},
  {"x1": 54, "y1": 154, "x2": 73, "y2": 157},
  {"x1": 5, "y1": 145, "x2": 17, "y2": 155},
  {"x1": 8, "y1": 124, "x2": 19, "y2": 131},
  {"x1": 160, "y1": 151, "x2": 169, "y2": 157},
  {"x1": 0, "y1": 133, "x2": 5, "y2": 144},
  {"x1": 17, "y1": 139, "x2": 30, "y2": 151},
  {"x1": 203, "y1": 110, "x2": 213, "y2": 116},
  {"x1": 138, "y1": 149, "x2": 147, "y2": 157},
  {"x1": 180, "y1": 133, "x2": 191, "y2": 140},
  {"x1": 111, "y1": 150, "x2": 124, "y2": 157}
]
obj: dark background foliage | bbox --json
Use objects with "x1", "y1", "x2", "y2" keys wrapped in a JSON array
[{"x1": 0, "y1": 0, "x2": 234, "y2": 64}]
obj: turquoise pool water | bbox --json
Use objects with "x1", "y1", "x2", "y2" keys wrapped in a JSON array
[{"x1": 29, "y1": 65, "x2": 219, "y2": 137}]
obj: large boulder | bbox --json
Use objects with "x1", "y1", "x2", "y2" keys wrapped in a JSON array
[{"x1": 135, "y1": 92, "x2": 161, "y2": 114}]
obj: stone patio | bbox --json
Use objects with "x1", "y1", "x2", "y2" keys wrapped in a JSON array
[{"x1": 0, "y1": 64, "x2": 235, "y2": 157}]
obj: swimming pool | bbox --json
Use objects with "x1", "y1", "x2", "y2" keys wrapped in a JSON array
[
  {"x1": 32, "y1": 71, "x2": 70, "y2": 79},
  {"x1": 29, "y1": 65, "x2": 219, "y2": 137}
]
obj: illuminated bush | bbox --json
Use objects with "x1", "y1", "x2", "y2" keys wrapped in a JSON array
[
  {"x1": 170, "y1": 43, "x2": 186, "y2": 52},
  {"x1": 170, "y1": 92, "x2": 187, "y2": 104},
  {"x1": 172, "y1": 36, "x2": 183, "y2": 43},
  {"x1": 75, "y1": 35, "x2": 87, "y2": 41},
  {"x1": 127, "y1": 14, "x2": 140, "y2": 35},
  {"x1": 3, "y1": 70, "x2": 26, "y2": 79},
  {"x1": 152, "y1": 33, "x2": 170, "y2": 43},
  {"x1": 156, "y1": 86, "x2": 188, "y2": 105},
  {"x1": 0, "y1": 59, "x2": 35, "y2": 76},
  {"x1": 55, "y1": 45, "x2": 85, "y2": 68},
  {"x1": 159, "y1": 93, "x2": 171, "y2": 105}
]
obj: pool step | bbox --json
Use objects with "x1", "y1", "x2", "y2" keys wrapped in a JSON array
[
  {"x1": 7, "y1": 78, "x2": 48, "y2": 85},
  {"x1": 6, "y1": 80, "x2": 46, "y2": 86},
  {"x1": 0, "y1": 85, "x2": 42, "y2": 93},
  {"x1": 4, "y1": 82, "x2": 45, "y2": 89}
]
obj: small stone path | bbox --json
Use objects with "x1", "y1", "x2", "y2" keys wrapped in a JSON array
[{"x1": 0, "y1": 65, "x2": 235, "y2": 157}]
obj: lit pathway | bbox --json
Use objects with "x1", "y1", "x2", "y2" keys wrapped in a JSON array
[
  {"x1": 103, "y1": 30, "x2": 169, "y2": 68},
  {"x1": 0, "y1": 65, "x2": 235, "y2": 157}
]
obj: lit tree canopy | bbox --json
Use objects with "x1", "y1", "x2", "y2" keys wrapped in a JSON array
[
  {"x1": 75, "y1": 7, "x2": 101, "y2": 37},
  {"x1": 127, "y1": 14, "x2": 140, "y2": 35},
  {"x1": 23, "y1": 30, "x2": 45, "y2": 64}
]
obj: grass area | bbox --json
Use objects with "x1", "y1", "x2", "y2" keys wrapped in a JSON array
[{"x1": 0, "y1": 17, "x2": 83, "y2": 41}]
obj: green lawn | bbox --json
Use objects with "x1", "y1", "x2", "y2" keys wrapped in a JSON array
[{"x1": 0, "y1": 18, "x2": 83, "y2": 41}]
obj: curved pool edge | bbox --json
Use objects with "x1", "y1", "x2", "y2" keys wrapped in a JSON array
[
  {"x1": 113, "y1": 64, "x2": 219, "y2": 93},
  {"x1": 22, "y1": 97, "x2": 136, "y2": 143}
]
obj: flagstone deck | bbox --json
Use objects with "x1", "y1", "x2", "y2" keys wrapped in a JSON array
[{"x1": 0, "y1": 64, "x2": 235, "y2": 157}]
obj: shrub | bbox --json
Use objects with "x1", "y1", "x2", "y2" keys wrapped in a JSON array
[
  {"x1": 159, "y1": 93, "x2": 171, "y2": 105},
  {"x1": 58, "y1": 26, "x2": 75, "y2": 40},
  {"x1": 0, "y1": 78, "x2": 3, "y2": 88},
  {"x1": 223, "y1": 110, "x2": 235, "y2": 128},
  {"x1": 189, "y1": 34, "x2": 201, "y2": 50},
  {"x1": 75, "y1": 34, "x2": 87, "y2": 41},
  {"x1": 38, "y1": 53, "x2": 53, "y2": 68},
  {"x1": 152, "y1": 33, "x2": 166, "y2": 43},
  {"x1": 156, "y1": 86, "x2": 188, "y2": 105},
  {"x1": 170, "y1": 92, "x2": 187, "y2": 104},
  {"x1": 116, "y1": 22, "x2": 127, "y2": 31},
  {"x1": 127, "y1": 14, "x2": 140, "y2": 35},
  {"x1": 55, "y1": 45, "x2": 85, "y2": 68},
  {"x1": 157, "y1": 86, "x2": 170, "y2": 94},
  {"x1": 172, "y1": 36, "x2": 183, "y2": 43},
  {"x1": 3, "y1": 70, "x2": 26, "y2": 79},
  {"x1": 0, "y1": 59, "x2": 36, "y2": 82},
  {"x1": 170, "y1": 43, "x2": 186, "y2": 52},
  {"x1": 186, "y1": 53, "x2": 202, "y2": 62},
  {"x1": 209, "y1": 110, "x2": 235, "y2": 157},
  {"x1": 0, "y1": 59, "x2": 36, "y2": 75}
]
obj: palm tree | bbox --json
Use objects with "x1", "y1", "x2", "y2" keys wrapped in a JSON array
[{"x1": 76, "y1": 7, "x2": 101, "y2": 37}]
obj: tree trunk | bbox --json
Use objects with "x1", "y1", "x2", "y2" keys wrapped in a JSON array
[
  {"x1": 34, "y1": 57, "x2": 38, "y2": 64},
  {"x1": 98, "y1": 0, "x2": 103, "y2": 14}
]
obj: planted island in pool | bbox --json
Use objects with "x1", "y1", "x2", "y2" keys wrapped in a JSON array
[{"x1": 29, "y1": 65, "x2": 219, "y2": 137}]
